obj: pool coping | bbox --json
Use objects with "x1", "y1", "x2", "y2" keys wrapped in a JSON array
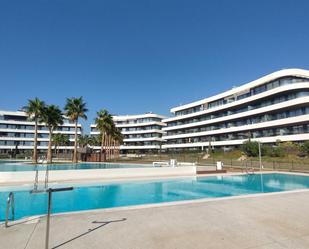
[
  {"x1": 0, "y1": 169, "x2": 265, "y2": 188},
  {"x1": 0, "y1": 165, "x2": 197, "y2": 186}
]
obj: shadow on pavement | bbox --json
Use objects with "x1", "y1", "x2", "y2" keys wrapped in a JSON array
[{"x1": 52, "y1": 218, "x2": 127, "y2": 249}]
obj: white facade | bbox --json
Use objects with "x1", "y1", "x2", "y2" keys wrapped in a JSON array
[
  {"x1": 0, "y1": 110, "x2": 82, "y2": 153},
  {"x1": 162, "y1": 68, "x2": 309, "y2": 150},
  {"x1": 90, "y1": 113, "x2": 166, "y2": 153}
]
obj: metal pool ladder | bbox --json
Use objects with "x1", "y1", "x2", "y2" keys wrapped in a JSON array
[
  {"x1": 33, "y1": 165, "x2": 49, "y2": 191},
  {"x1": 5, "y1": 192, "x2": 15, "y2": 227},
  {"x1": 244, "y1": 163, "x2": 255, "y2": 175},
  {"x1": 246, "y1": 167, "x2": 255, "y2": 175},
  {"x1": 44, "y1": 165, "x2": 49, "y2": 189}
]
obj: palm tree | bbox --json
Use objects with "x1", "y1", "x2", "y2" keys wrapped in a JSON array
[
  {"x1": 52, "y1": 133, "x2": 69, "y2": 159},
  {"x1": 107, "y1": 122, "x2": 116, "y2": 160},
  {"x1": 23, "y1": 98, "x2": 45, "y2": 163},
  {"x1": 110, "y1": 126, "x2": 123, "y2": 159},
  {"x1": 61, "y1": 134, "x2": 70, "y2": 160},
  {"x1": 89, "y1": 135, "x2": 100, "y2": 147},
  {"x1": 64, "y1": 97, "x2": 88, "y2": 163},
  {"x1": 41, "y1": 105, "x2": 64, "y2": 163},
  {"x1": 78, "y1": 134, "x2": 90, "y2": 148},
  {"x1": 52, "y1": 133, "x2": 62, "y2": 158},
  {"x1": 95, "y1": 109, "x2": 114, "y2": 161},
  {"x1": 114, "y1": 127, "x2": 123, "y2": 158}
]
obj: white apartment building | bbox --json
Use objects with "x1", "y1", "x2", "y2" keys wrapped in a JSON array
[
  {"x1": 0, "y1": 110, "x2": 82, "y2": 155},
  {"x1": 90, "y1": 113, "x2": 166, "y2": 153},
  {"x1": 162, "y1": 68, "x2": 309, "y2": 151}
]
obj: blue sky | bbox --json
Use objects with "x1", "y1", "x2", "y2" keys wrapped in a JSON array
[{"x1": 1, "y1": 0, "x2": 309, "y2": 132}]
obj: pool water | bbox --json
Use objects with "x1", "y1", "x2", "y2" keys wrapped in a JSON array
[
  {"x1": 1, "y1": 173, "x2": 309, "y2": 221},
  {"x1": 0, "y1": 162, "x2": 147, "y2": 172}
]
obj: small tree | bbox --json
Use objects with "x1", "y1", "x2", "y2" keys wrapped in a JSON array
[
  {"x1": 89, "y1": 135, "x2": 100, "y2": 147},
  {"x1": 241, "y1": 140, "x2": 259, "y2": 157},
  {"x1": 23, "y1": 98, "x2": 45, "y2": 163},
  {"x1": 95, "y1": 109, "x2": 114, "y2": 161},
  {"x1": 280, "y1": 141, "x2": 300, "y2": 155},
  {"x1": 41, "y1": 105, "x2": 64, "y2": 163},
  {"x1": 263, "y1": 145, "x2": 284, "y2": 157},
  {"x1": 52, "y1": 133, "x2": 70, "y2": 158},
  {"x1": 64, "y1": 97, "x2": 88, "y2": 163},
  {"x1": 301, "y1": 141, "x2": 309, "y2": 156},
  {"x1": 78, "y1": 134, "x2": 90, "y2": 148}
]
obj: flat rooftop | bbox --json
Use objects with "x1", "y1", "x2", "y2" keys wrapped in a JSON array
[{"x1": 2, "y1": 190, "x2": 309, "y2": 249}]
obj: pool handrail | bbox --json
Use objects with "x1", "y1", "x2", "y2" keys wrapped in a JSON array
[
  {"x1": 34, "y1": 166, "x2": 39, "y2": 191},
  {"x1": 244, "y1": 163, "x2": 255, "y2": 174},
  {"x1": 32, "y1": 165, "x2": 49, "y2": 190},
  {"x1": 5, "y1": 192, "x2": 15, "y2": 228},
  {"x1": 44, "y1": 165, "x2": 49, "y2": 189}
]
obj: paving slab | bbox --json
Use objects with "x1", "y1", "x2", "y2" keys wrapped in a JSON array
[{"x1": 2, "y1": 191, "x2": 309, "y2": 249}]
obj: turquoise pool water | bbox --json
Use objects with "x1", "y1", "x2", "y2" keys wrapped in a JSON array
[
  {"x1": 0, "y1": 162, "x2": 147, "y2": 172},
  {"x1": 1, "y1": 173, "x2": 309, "y2": 221}
]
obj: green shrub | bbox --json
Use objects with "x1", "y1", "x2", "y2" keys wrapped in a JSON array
[
  {"x1": 278, "y1": 141, "x2": 300, "y2": 154},
  {"x1": 241, "y1": 140, "x2": 260, "y2": 157},
  {"x1": 0, "y1": 154, "x2": 10, "y2": 159},
  {"x1": 264, "y1": 145, "x2": 284, "y2": 157},
  {"x1": 301, "y1": 141, "x2": 309, "y2": 156}
]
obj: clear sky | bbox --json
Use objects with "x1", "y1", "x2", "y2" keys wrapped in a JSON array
[{"x1": 1, "y1": 0, "x2": 309, "y2": 132}]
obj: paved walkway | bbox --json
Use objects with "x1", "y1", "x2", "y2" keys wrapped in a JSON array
[{"x1": 2, "y1": 191, "x2": 309, "y2": 249}]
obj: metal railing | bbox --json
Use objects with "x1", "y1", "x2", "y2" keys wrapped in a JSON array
[
  {"x1": 5, "y1": 192, "x2": 15, "y2": 228},
  {"x1": 137, "y1": 153, "x2": 309, "y2": 172},
  {"x1": 244, "y1": 166, "x2": 255, "y2": 174},
  {"x1": 4, "y1": 187, "x2": 74, "y2": 249},
  {"x1": 44, "y1": 165, "x2": 49, "y2": 189},
  {"x1": 30, "y1": 187, "x2": 74, "y2": 249},
  {"x1": 34, "y1": 166, "x2": 39, "y2": 191},
  {"x1": 32, "y1": 165, "x2": 49, "y2": 191}
]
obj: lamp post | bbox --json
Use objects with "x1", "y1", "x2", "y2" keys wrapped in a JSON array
[
  {"x1": 258, "y1": 141, "x2": 262, "y2": 171},
  {"x1": 239, "y1": 131, "x2": 262, "y2": 171}
]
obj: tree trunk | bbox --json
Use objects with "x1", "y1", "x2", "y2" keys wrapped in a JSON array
[
  {"x1": 104, "y1": 133, "x2": 108, "y2": 161},
  {"x1": 111, "y1": 139, "x2": 114, "y2": 160},
  {"x1": 101, "y1": 133, "x2": 105, "y2": 162},
  {"x1": 33, "y1": 118, "x2": 38, "y2": 163},
  {"x1": 73, "y1": 120, "x2": 78, "y2": 163},
  {"x1": 108, "y1": 135, "x2": 111, "y2": 160},
  {"x1": 107, "y1": 135, "x2": 109, "y2": 160},
  {"x1": 56, "y1": 145, "x2": 59, "y2": 159},
  {"x1": 116, "y1": 141, "x2": 118, "y2": 158},
  {"x1": 47, "y1": 128, "x2": 52, "y2": 163},
  {"x1": 116, "y1": 141, "x2": 119, "y2": 158},
  {"x1": 118, "y1": 141, "x2": 121, "y2": 157},
  {"x1": 113, "y1": 139, "x2": 116, "y2": 159},
  {"x1": 105, "y1": 134, "x2": 108, "y2": 160},
  {"x1": 110, "y1": 139, "x2": 112, "y2": 160},
  {"x1": 110, "y1": 137, "x2": 112, "y2": 160}
]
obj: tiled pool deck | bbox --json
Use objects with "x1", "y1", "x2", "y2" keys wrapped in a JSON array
[{"x1": 2, "y1": 189, "x2": 309, "y2": 249}]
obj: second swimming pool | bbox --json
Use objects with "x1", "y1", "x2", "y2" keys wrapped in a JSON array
[{"x1": 0, "y1": 162, "x2": 148, "y2": 172}]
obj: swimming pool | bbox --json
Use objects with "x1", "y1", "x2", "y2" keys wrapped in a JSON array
[
  {"x1": 0, "y1": 162, "x2": 148, "y2": 172},
  {"x1": 1, "y1": 173, "x2": 309, "y2": 221}
]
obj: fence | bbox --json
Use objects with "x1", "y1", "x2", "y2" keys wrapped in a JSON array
[
  {"x1": 116, "y1": 153, "x2": 309, "y2": 172},
  {"x1": 200, "y1": 158, "x2": 309, "y2": 172},
  {"x1": 2, "y1": 150, "x2": 309, "y2": 172}
]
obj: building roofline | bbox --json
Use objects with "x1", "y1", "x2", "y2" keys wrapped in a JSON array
[
  {"x1": 112, "y1": 113, "x2": 167, "y2": 121},
  {"x1": 0, "y1": 110, "x2": 27, "y2": 116},
  {"x1": 170, "y1": 68, "x2": 309, "y2": 113}
]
